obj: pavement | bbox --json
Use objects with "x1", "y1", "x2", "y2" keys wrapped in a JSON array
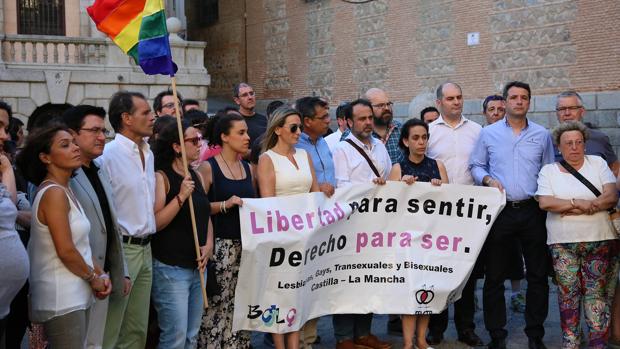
[{"x1": 251, "y1": 279, "x2": 567, "y2": 349}]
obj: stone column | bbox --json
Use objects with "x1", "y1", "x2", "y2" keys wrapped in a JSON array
[{"x1": 3, "y1": 0, "x2": 18, "y2": 34}]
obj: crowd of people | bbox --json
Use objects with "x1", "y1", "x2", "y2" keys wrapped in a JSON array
[{"x1": 0, "y1": 79, "x2": 619, "y2": 349}]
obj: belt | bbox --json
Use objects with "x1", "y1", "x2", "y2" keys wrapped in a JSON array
[
  {"x1": 122, "y1": 235, "x2": 151, "y2": 246},
  {"x1": 506, "y1": 197, "x2": 537, "y2": 209}
]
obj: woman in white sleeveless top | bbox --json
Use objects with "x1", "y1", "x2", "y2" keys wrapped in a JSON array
[
  {"x1": 257, "y1": 106, "x2": 320, "y2": 349},
  {"x1": 16, "y1": 124, "x2": 111, "y2": 348}
]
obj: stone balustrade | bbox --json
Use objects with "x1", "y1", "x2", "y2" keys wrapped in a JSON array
[
  {"x1": 2, "y1": 34, "x2": 108, "y2": 65},
  {"x1": 0, "y1": 34, "x2": 207, "y2": 74}
]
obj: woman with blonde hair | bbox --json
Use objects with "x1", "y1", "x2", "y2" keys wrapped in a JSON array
[{"x1": 256, "y1": 106, "x2": 320, "y2": 349}]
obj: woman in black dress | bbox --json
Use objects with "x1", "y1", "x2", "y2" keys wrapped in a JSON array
[{"x1": 388, "y1": 118, "x2": 448, "y2": 349}]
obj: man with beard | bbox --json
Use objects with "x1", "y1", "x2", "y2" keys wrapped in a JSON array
[
  {"x1": 365, "y1": 88, "x2": 403, "y2": 164},
  {"x1": 426, "y1": 82, "x2": 484, "y2": 348},
  {"x1": 332, "y1": 99, "x2": 392, "y2": 349}
]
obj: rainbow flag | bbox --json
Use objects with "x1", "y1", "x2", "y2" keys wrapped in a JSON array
[{"x1": 87, "y1": 0, "x2": 177, "y2": 76}]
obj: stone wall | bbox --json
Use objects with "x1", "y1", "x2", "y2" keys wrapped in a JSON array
[
  {"x1": 196, "y1": 0, "x2": 620, "y2": 102},
  {"x1": 0, "y1": 37, "x2": 210, "y2": 124},
  {"x1": 305, "y1": 0, "x2": 335, "y2": 99},
  {"x1": 395, "y1": 90, "x2": 620, "y2": 156},
  {"x1": 186, "y1": 0, "x2": 245, "y2": 98}
]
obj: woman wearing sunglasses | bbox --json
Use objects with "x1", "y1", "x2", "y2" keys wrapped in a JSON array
[
  {"x1": 257, "y1": 106, "x2": 320, "y2": 349},
  {"x1": 388, "y1": 118, "x2": 448, "y2": 349},
  {"x1": 151, "y1": 121, "x2": 213, "y2": 349}
]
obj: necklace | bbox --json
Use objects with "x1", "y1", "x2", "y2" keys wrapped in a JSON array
[{"x1": 220, "y1": 154, "x2": 242, "y2": 180}]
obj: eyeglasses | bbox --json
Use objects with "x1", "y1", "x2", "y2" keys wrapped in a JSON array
[
  {"x1": 371, "y1": 102, "x2": 393, "y2": 110},
  {"x1": 556, "y1": 106, "x2": 583, "y2": 112},
  {"x1": 238, "y1": 91, "x2": 255, "y2": 98},
  {"x1": 184, "y1": 135, "x2": 202, "y2": 146},
  {"x1": 80, "y1": 127, "x2": 110, "y2": 136},
  {"x1": 563, "y1": 140, "x2": 584, "y2": 148},
  {"x1": 288, "y1": 124, "x2": 303, "y2": 133},
  {"x1": 162, "y1": 102, "x2": 177, "y2": 110}
]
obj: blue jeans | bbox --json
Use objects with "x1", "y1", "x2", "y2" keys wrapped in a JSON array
[{"x1": 152, "y1": 259, "x2": 205, "y2": 349}]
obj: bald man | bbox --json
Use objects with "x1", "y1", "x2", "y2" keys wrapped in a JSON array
[{"x1": 365, "y1": 88, "x2": 403, "y2": 164}]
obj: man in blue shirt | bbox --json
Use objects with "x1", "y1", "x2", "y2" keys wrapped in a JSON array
[
  {"x1": 295, "y1": 96, "x2": 336, "y2": 348},
  {"x1": 296, "y1": 96, "x2": 336, "y2": 195},
  {"x1": 469, "y1": 81, "x2": 554, "y2": 349}
]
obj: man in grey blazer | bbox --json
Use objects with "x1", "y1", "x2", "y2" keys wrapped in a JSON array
[{"x1": 62, "y1": 105, "x2": 131, "y2": 349}]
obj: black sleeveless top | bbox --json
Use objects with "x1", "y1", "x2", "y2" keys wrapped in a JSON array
[
  {"x1": 152, "y1": 166, "x2": 210, "y2": 268},
  {"x1": 208, "y1": 157, "x2": 256, "y2": 240},
  {"x1": 399, "y1": 156, "x2": 441, "y2": 183}
]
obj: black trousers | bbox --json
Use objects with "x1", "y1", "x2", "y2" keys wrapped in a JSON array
[
  {"x1": 0, "y1": 315, "x2": 6, "y2": 349},
  {"x1": 483, "y1": 201, "x2": 549, "y2": 341},
  {"x1": 428, "y1": 273, "x2": 477, "y2": 335}
]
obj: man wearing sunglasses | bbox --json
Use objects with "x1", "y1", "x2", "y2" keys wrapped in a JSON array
[
  {"x1": 61, "y1": 105, "x2": 130, "y2": 349},
  {"x1": 153, "y1": 89, "x2": 183, "y2": 118},
  {"x1": 233, "y1": 82, "x2": 268, "y2": 149}
]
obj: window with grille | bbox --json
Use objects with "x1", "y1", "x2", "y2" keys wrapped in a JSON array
[{"x1": 18, "y1": 0, "x2": 66, "y2": 36}]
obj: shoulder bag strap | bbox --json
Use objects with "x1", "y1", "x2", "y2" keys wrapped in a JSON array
[
  {"x1": 560, "y1": 160, "x2": 601, "y2": 196},
  {"x1": 345, "y1": 139, "x2": 381, "y2": 178}
]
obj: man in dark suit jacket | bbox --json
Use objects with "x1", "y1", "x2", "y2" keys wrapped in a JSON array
[{"x1": 62, "y1": 105, "x2": 130, "y2": 349}]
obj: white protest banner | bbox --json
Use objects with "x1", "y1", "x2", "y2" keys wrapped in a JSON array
[{"x1": 233, "y1": 181, "x2": 506, "y2": 333}]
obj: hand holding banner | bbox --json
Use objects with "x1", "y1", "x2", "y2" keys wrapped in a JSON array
[{"x1": 233, "y1": 181, "x2": 506, "y2": 333}]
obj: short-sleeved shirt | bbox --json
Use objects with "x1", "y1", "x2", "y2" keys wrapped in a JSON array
[
  {"x1": 373, "y1": 120, "x2": 403, "y2": 165},
  {"x1": 536, "y1": 155, "x2": 616, "y2": 244},
  {"x1": 244, "y1": 112, "x2": 268, "y2": 148}
]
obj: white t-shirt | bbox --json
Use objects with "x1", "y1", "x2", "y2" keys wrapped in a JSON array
[{"x1": 536, "y1": 155, "x2": 617, "y2": 244}]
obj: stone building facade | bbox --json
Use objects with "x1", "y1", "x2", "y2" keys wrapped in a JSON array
[
  {"x1": 190, "y1": 0, "x2": 620, "y2": 152},
  {"x1": 0, "y1": 0, "x2": 210, "y2": 126}
]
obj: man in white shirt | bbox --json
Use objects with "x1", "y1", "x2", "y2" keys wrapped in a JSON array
[
  {"x1": 426, "y1": 82, "x2": 484, "y2": 347},
  {"x1": 331, "y1": 99, "x2": 392, "y2": 349},
  {"x1": 325, "y1": 102, "x2": 348, "y2": 152},
  {"x1": 100, "y1": 91, "x2": 156, "y2": 349}
]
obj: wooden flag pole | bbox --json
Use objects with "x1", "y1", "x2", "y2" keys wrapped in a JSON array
[{"x1": 170, "y1": 76, "x2": 209, "y2": 308}]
